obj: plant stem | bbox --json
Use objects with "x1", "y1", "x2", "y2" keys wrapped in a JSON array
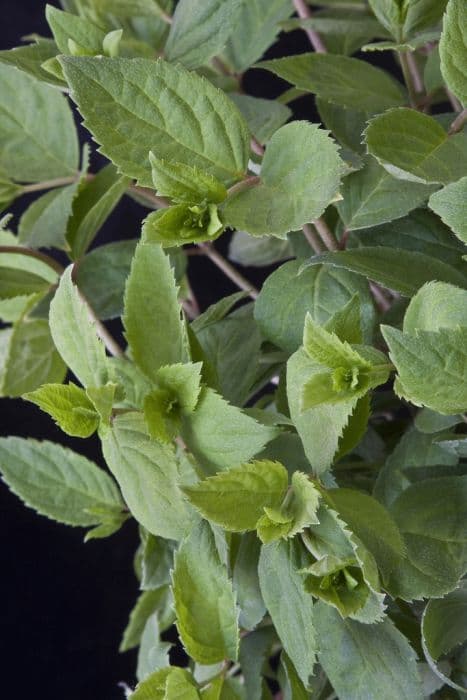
[
  {"x1": 22, "y1": 175, "x2": 80, "y2": 193},
  {"x1": 302, "y1": 223, "x2": 325, "y2": 254},
  {"x1": 405, "y1": 51, "x2": 424, "y2": 94},
  {"x1": 313, "y1": 217, "x2": 339, "y2": 251},
  {"x1": 0, "y1": 245, "x2": 64, "y2": 275},
  {"x1": 127, "y1": 184, "x2": 171, "y2": 209},
  {"x1": 369, "y1": 281, "x2": 392, "y2": 313},
  {"x1": 448, "y1": 107, "x2": 467, "y2": 135},
  {"x1": 199, "y1": 242, "x2": 259, "y2": 300},
  {"x1": 398, "y1": 50, "x2": 418, "y2": 107},
  {"x1": 250, "y1": 137, "x2": 265, "y2": 157},
  {"x1": 292, "y1": 0, "x2": 327, "y2": 53},
  {"x1": 446, "y1": 89, "x2": 463, "y2": 113},
  {"x1": 227, "y1": 176, "x2": 261, "y2": 198}
]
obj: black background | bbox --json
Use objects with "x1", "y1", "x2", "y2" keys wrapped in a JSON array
[{"x1": 0, "y1": 3, "x2": 399, "y2": 697}]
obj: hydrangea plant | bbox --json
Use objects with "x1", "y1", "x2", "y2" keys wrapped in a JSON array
[{"x1": 1, "y1": 0, "x2": 467, "y2": 697}]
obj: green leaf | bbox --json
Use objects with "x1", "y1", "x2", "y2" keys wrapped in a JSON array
[
  {"x1": 75, "y1": 240, "x2": 136, "y2": 320},
  {"x1": 232, "y1": 533, "x2": 266, "y2": 630},
  {"x1": 173, "y1": 520, "x2": 239, "y2": 664},
  {"x1": 382, "y1": 324, "x2": 467, "y2": 414},
  {"x1": 91, "y1": 0, "x2": 172, "y2": 19},
  {"x1": 314, "y1": 602, "x2": 423, "y2": 700},
  {"x1": 60, "y1": 56, "x2": 250, "y2": 187},
  {"x1": 422, "y1": 584, "x2": 467, "y2": 693},
  {"x1": 258, "y1": 539, "x2": 316, "y2": 687},
  {"x1": 222, "y1": 122, "x2": 344, "y2": 237},
  {"x1": 143, "y1": 203, "x2": 225, "y2": 247},
  {"x1": 1, "y1": 318, "x2": 66, "y2": 397},
  {"x1": 0, "y1": 268, "x2": 51, "y2": 300},
  {"x1": 24, "y1": 382, "x2": 100, "y2": 438},
  {"x1": 337, "y1": 157, "x2": 436, "y2": 230},
  {"x1": 18, "y1": 183, "x2": 78, "y2": 249},
  {"x1": 440, "y1": 0, "x2": 467, "y2": 107},
  {"x1": 287, "y1": 348, "x2": 359, "y2": 474},
  {"x1": 303, "y1": 313, "x2": 370, "y2": 371},
  {"x1": 181, "y1": 387, "x2": 278, "y2": 473},
  {"x1": 257, "y1": 54, "x2": 406, "y2": 112},
  {"x1": 120, "y1": 586, "x2": 174, "y2": 652},
  {"x1": 403, "y1": 281, "x2": 467, "y2": 334},
  {"x1": 365, "y1": 108, "x2": 467, "y2": 185},
  {"x1": 49, "y1": 266, "x2": 109, "y2": 388},
  {"x1": 238, "y1": 627, "x2": 275, "y2": 699},
  {"x1": 66, "y1": 163, "x2": 130, "y2": 259},
  {"x1": 229, "y1": 94, "x2": 292, "y2": 146},
  {"x1": 305, "y1": 247, "x2": 467, "y2": 297},
  {"x1": 369, "y1": 0, "x2": 447, "y2": 39},
  {"x1": 123, "y1": 240, "x2": 187, "y2": 381},
  {"x1": 139, "y1": 530, "x2": 175, "y2": 591},
  {"x1": 428, "y1": 175, "x2": 467, "y2": 243},
  {"x1": 183, "y1": 460, "x2": 288, "y2": 532},
  {"x1": 136, "y1": 613, "x2": 172, "y2": 682},
  {"x1": 229, "y1": 231, "x2": 292, "y2": 267},
  {"x1": 130, "y1": 667, "x2": 200, "y2": 700},
  {"x1": 255, "y1": 260, "x2": 375, "y2": 354},
  {"x1": 101, "y1": 412, "x2": 195, "y2": 540},
  {"x1": 46, "y1": 4, "x2": 106, "y2": 55},
  {"x1": 150, "y1": 155, "x2": 227, "y2": 204},
  {"x1": 0, "y1": 437, "x2": 123, "y2": 528},
  {"x1": 0, "y1": 39, "x2": 62, "y2": 87},
  {"x1": 0, "y1": 62, "x2": 79, "y2": 182},
  {"x1": 164, "y1": 0, "x2": 242, "y2": 70}
]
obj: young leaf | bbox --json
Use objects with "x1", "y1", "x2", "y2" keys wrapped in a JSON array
[
  {"x1": 369, "y1": 0, "x2": 447, "y2": 39},
  {"x1": 257, "y1": 54, "x2": 406, "y2": 112},
  {"x1": 258, "y1": 539, "x2": 316, "y2": 687},
  {"x1": 46, "y1": 4, "x2": 106, "y2": 56},
  {"x1": 439, "y1": 0, "x2": 467, "y2": 107},
  {"x1": 314, "y1": 602, "x2": 423, "y2": 700},
  {"x1": 101, "y1": 412, "x2": 195, "y2": 540},
  {"x1": 303, "y1": 313, "x2": 370, "y2": 371},
  {"x1": 382, "y1": 325, "x2": 467, "y2": 414},
  {"x1": 123, "y1": 240, "x2": 187, "y2": 382},
  {"x1": 428, "y1": 175, "x2": 467, "y2": 243},
  {"x1": 180, "y1": 387, "x2": 278, "y2": 473},
  {"x1": 222, "y1": 121, "x2": 344, "y2": 237},
  {"x1": 130, "y1": 667, "x2": 200, "y2": 700},
  {"x1": 365, "y1": 109, "x2": 467, "y2": 185},
  {"x1": 60, "y1": 56, "x2": 250, "y2": 187},
  {"x1": 143, "y1": 203, "x2": 225, "y2": 247},
  {"x1": 164, "y1": 0, "x2": 243, "y2": 70},
  {"x1": 0, "y1": 62, "x2": 79, "y2": 182},
  {"x1": 0, "y1": 437, "x2": 123, "y2": 528},
  {"x1": 183, "y1": 460, "x2": 288, "y2": 532},
  {"x1": 172, "y1": 521, "x2": 239, "y2": 664},
  {"x1": 149, "y1": 154, "x2": 227, "y2": 204},
  {"x1": 49, "y1": 266, "x2": 109, "y2": 388},
  {"x1": 24, "y1": 382, "x2": 99, "y2": 438}
]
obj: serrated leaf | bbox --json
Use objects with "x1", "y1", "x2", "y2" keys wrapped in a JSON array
[
  {"x1": 303, "y1": 313, "x2": 370, "y2": 370},
  {"x1": 257, "y1": 54, "x2": 405, "y2": 112},
  {"x1": 0, "y1": 436, "x2": 123, "y2": 527},
  {"x1": 18, "y1": 183, "x2": 78, "y2": 249},
  {"x1": 382, "y1": 324, "x2": 467, "y2": 414},
  {"x1": 49, "y1": 266, "x2": 109, "y2": 388},
  {"x1": 0, "y1": 62, "x2": 79, "y2": 182},
  {"x1": 305, "y1": 247, "x2": 467, "y2": 296},
  {"x1": 403, "y1": 281, "x2": 467, "y2": 334},
  {"x1": 173, "y1": 520, "x2": 239, "y2": 664},
  {"x1": 369, "y1": 0, "x2": 447, "y2": 39},
  {"x1": 60, "y1": 56, "x2": 249, "y2": 187},
  {"x1": 181, "y1": 387, "x2": 278, "y2": 473},
  {"x1": 254, "y1": 260, "x2": 375, "y2": 354},
  {"x1": 337, "y1": 157, "x2": 436, "y2": 230},
  {"x1": 258, "y1": 472, "x2": 320, "y2": 543},
  {"x1": 123, "y1": 240, "x2": 187, "y2": 382},
  {"x1": 164, "y1": 0, "x2": 243, "y2": 70},
  {"x1": 143, "y1": 203, "x2": 224, "y2": 247},
  {"x1": 120, "y1": 586, "x2": 174, "y2": 652},
  {"x1": 258, "y1": 538, "x2": 316, "y2": 687},
  {"x1": 0, "y1": 39, "x2": 62, "y2": 87},
  {"x1": 150, "y1": 154, "x2": 227, "y2": 204},
  {"x1": 183, "y1": 460, "x2": 288, "y2": 532},
  {"x1": 130, "y1": 667, "x2": 200, "y2": 700},
  {"x1": 46, "y1": 4, "x2": 106, "y2": 56},
  {"x1": 365, "y1": 108, "x2": 467, "y2": 184},
  {"x1": 428, "y1": 175, "x2": 467, "y2": 243},
  {"x1": 25, "y1": 382, "x2": 99, "y2": 438},
  {"x1": 314, "y1": 602, "x2": 423, "y2": 700},
  {"x1": 440, "y1": 0, "x2": 467, "y2": 107},
  {"x1": 222, "y1": 121, "x2": 344, "y2": 237}
]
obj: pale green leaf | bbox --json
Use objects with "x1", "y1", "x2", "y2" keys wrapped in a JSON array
[
  {"x1": 428, "y1": 175, "x2": 467, "y2": 243},
  {"x1": 232, "y1": 533, "x2": 266, "y2": 630},
  {"x1": 257, "y1": 54, "x2": 406, "y2": 112},
  {"x1": 382, "y1": 324, "x2": 467, "y2": 414},
  {"x1": 18, "y1": 183, "x2": 78, "y2": 249},
  {"x1": 143, "y1": 203, "x2": 224, "y2": 247},
  {"x1": 25, "y1": 382, "x2": 99, "y2": 438},
  {"x1": 164, "y1": 0, "x2": 243, "y2": 69},
  {"x1": 180, "y1": 387, "x2": 278, "y2": 473},
  {"x1": 303, "y1": 313, "x2": 370, "y2": 371},
  {"x1": 440, "y1": 0, "x2": 467, "y2": 107},
  {"x1": 136, "y1": 613, "x2": 171, "y2": 682},
  {"x1": 101, "y1": 412, "x2": 195, "y2": 540},
  {"x1": 0, "y1": 62, "x2": 79, "y2": 182},
  {"x1": 403, "y1": 281, "x2": 467, "y2": 333},
  {"x1": 173, "y1": 521, "x2": 239, "y2": 664},
  {"x1": 49, "y1": 266, "x2": 109, "y2": 387},
  {"x1": 365, "y1": 108, "x2": 467, "y2": 184},
  {"x1": 120, "y1": 586, "x2": 174, "y2": 652},
  {"x1": 337, "y1": 157, "x2": 436, "y2": 230},
  {"x1": 0, "y1": 39, "x2": 62, "y2": 87},
  {"x1": 314, "y1": 602, "x2": 423, "y2": 700},
  {"x1": 130, "y1": 668, "x2": 200, "y2": 700},
  {"x1": 222, "y1": 121, "x2": 344, "y2": 237},
  {"x1": 0, "y1": 436, "x2": 123, "y2": 527},
  {"x1": 60, "y1": 56, "x2": 250, "y2": 187},
  {"x1": 149, "y1": 154, "x2": 227, "y2": 204},
  {"x1": 46, "y1": 4, "x2": 106, "y2": 55},
  {"x1": 123, "y1": 240, "x2": 187, "y2": 382},
  {"x1": 229, "y1": 94, "x2": 292, "y2": 145},
  {"x1": 91, "y1": 0, "x2": 172, "y2": 18},
  {"x1": 258, "y1": 539, "x2": 316, "y2": 687},
  {"x1": 305, "y1": 247, "x2": 467, "y2": 296},
  {"x1": 183, "y1": 460, "x2": 288, "y2": 532},
  {"x1": 369, "y1": 0, "x2": 447, "y2": 39}
]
